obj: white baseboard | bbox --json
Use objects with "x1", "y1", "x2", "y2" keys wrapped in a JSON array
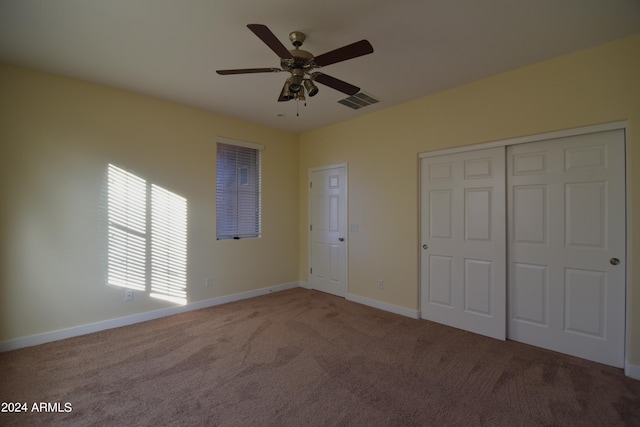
[
  {"x1": 626, "y1": 361, "x2": 640, "y2": 380},
  {"x1": 0, "y1": 281, "x2": 301, "y2": 353},
  {"x1": 301, "y1": 284, "x2": 418, "y2": 319},
  {"x1": 299, "y1": 281, "x2": 310, "y2": 289},
  {"x1": 346, "y1": 293, "x2": 420, "y2": 319}
]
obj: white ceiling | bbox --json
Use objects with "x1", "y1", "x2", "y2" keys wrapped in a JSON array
[{"x1": 1, "y1": 1, "x2": 639, "y2": 134}]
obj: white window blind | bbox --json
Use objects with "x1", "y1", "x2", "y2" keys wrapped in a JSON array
[
  {"x1": 216, "y1": 140, "x2": 262, "y2": 239},
  {"x1": 107, "y1": 164, "x2": 187, "y2": 305}
]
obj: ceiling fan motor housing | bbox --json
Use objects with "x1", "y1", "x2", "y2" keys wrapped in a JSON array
[{"x1": 281, "y1": 49, "x2": 313, "y2": 71}]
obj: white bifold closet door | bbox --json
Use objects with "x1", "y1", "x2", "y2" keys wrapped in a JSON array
[
  {"x1": 507, "y1": 130, "x2": 626, "y2": 368},
  {"x1": 420, "y1": 147, "x2": 507, "y2": 340}
]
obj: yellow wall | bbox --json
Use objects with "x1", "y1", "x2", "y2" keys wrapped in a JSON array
[
  {"x1": 0, "y1": 64, "x2": 299, "y2": 341},
  {"x1": 299, "y1": 35, "x2": 640, "y2": 365}
]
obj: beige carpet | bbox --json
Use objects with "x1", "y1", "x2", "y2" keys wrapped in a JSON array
[{"x1": 1, "y1": 288, "x2": 639, "y2": 426}]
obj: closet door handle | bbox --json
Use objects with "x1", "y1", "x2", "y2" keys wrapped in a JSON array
[{"x1": 422, "y1": 244, "x2": 428, "y2": 250}]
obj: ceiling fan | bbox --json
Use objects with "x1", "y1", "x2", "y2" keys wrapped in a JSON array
[{"x1": 216, "y1": 24, "x2": 374, "y2": 103}]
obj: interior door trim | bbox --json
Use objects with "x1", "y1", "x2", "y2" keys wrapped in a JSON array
[{"x1": 419, "y1": 121, "x2": 627, "y2": 158}]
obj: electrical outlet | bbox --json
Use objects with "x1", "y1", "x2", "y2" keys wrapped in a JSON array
[
  {"x1": 125, "y1": 289, "x2": 133, "y2": 301},
  {"x1": 377, "y1": 280, "x2": 383, "y2": 289},
  {"x1": 205, "y1": 277, "x2": 213, "y2": 288}
]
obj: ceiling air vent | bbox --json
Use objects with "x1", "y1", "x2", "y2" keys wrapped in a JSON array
[{"x1": 337, "y1": 92, "x2": 380, "y2": 110}]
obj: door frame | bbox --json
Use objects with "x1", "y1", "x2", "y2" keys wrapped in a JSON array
[
  {"x1": 418, "y1": 120, "x2": 631, "y2": 376},
  {"x1": 307, "y1": 163, "x2": 349, "y2": 297}
]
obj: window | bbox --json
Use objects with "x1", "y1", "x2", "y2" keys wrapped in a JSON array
[
  {"x1": 107, "y1": 164, "x2": 187, "y2": 305},
  {"x1": 216, "y1": 138, "x2": 263, "y2": 239}
]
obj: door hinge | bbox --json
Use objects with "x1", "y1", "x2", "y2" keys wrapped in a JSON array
[
  {"x1": 310, "y1": 224, "x2": 313, "y2": 231},
  {"x1": 310, "y1": 181, "x2": 312, "y2": 188},
  {"x1": 310, "y1": 267, "x2": 313, "y2": 274}
]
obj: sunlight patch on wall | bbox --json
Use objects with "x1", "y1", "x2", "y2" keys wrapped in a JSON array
[{"x1": 107, "y1": 164, "x2": 187, "y2": 305}]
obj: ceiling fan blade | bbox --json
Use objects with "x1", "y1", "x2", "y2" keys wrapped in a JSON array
[
  {"x1": 216, "y1": 68, "x2": 282, "y2": 75},
  {"x1": 313, "y1": 73, "x2": 360, "y2": 95},
  {"x1": 313, "y1": 40, "x2": 373, "y2": 67},
  {"x1": 247, "y1": 24, "x2": 293, "y2": 59}
]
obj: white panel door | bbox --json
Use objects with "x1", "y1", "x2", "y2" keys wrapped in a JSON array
[
  {"x1": 309, "y1": 166, "x2": 347, "y2": 297},
  {"x1": 507, "y1": 129, "x2": 625, "y2": 367},
  {"x1": 420, "y1": 147, "x2": 506, "y2": 340}
]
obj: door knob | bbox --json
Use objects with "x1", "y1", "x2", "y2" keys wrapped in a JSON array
[
  {"x1": 610, "y1": 258, "x2": 620, "y2": 266},
  {"x1": 422, "y1": 244, "x2": 428, "y2": 250},
  {"x1": 338, "y1": 237, "x2": 344, "y2": 242}
]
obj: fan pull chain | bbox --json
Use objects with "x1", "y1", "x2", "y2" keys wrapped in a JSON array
[{"x1": 295, "y1": 99, "x2": 307, "y2": 117}]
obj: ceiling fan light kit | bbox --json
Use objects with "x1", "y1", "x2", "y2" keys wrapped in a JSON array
[
  {"x1": 304, "y1": 79, "x2": 319, "y2": 96},
  {"x1": 216, "y1": 24, "x2": 373, "y2": 111}
]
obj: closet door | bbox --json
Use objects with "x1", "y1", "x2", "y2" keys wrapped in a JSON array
[
  {"x1": 420, "y1": 147, "x2": 506, "y2": 340},
  {"x1": 507, "y1": 130, "x2": 626, "y2": 367}
]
